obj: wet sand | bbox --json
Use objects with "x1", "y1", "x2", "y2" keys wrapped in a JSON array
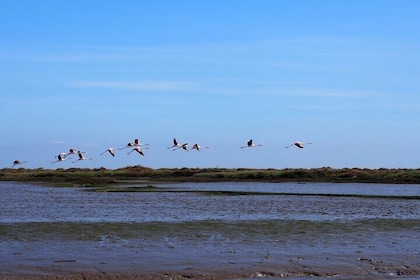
[
  {"x1": 2, "y1": 255, "x2": 419, "y2": 280},
  {"x1": 1, "y1": 220, "x2": 419, "y2": 279},
  {"x1": 2, "y1": 257, "x2": 419, "y2": 280},
  {"x1": 1, "y1": 182, "x2": 419, "y2": 279}
]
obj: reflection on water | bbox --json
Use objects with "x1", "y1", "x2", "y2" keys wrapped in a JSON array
[
  {"x1": 158, "y1": 181, "x2": 420, "y2": 196},
  {"x1": 0, "y1": 181, "x2": 419, "y2": 223}
]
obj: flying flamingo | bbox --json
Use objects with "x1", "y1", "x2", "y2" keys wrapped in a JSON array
[
  {"x1": 54, "y1": 152, "x2": 68, "y2": 159},
  {"x1": 68, "y1": 148, "x2": 77, "y2": 155},
  {"x1": 100, "y1": 148, "x2": 115, "y2": 157},
  {"x1": 173, "y1": 142, "x2": 189, "y2": 151},
  {"x1": 119, "y1": 139, "x2": 149, "y2": 150},
  {"x1": 118, "y1": 142, "x2": 134, "y2": 150},
  {"x1": 241, "y1": 139, "x2": 262, "y2": 148},
  {"x1": 285, "y1": 141, "x2": 312, "y2": 149},
  {"x1": 189, "y1": 143, "x2": 210, "y2": 151},
  {"x1": 127, "y1": 147, "x2": 148, "y2": 156},
  {"x1": 133, "y1": 138, "x2": 149, "y2": 147},
  {"x1": 51, "y1": 153, "x2": 69, "y2": 165},
  {"x1": 72, "y1": 151, "x2": 93, "y2": 163},
  {"x1": 167, "y1": 138, "x2": 181, "y2": 149},
  {"x1": 12, "y1": 160, "x2": 27, "y2": 167}
]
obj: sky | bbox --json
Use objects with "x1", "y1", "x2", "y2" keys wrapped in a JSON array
[{"x1": 1, "y1": 0, "x2": 419, "y2": 170}]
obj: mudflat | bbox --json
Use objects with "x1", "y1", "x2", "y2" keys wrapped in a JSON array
[
  {"x1": 2, "y1": 220, "x2": 419, "y2": 279},
  {"x1": 1, "y1": 182, "x2": 419, "y2": 279}
]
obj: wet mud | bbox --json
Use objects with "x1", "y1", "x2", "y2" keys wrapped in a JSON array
[{"x1": 1, "y1": 182, "x2": 419, "y2": 279}]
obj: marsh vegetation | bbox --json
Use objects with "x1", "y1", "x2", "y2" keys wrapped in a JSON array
[{"x1": 0, "y1": 166, "x2": 419, "y2": 185}]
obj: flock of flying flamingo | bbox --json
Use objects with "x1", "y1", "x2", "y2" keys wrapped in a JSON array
[{"x1": 10, "y1": 138, "x2": 311, "y2": 168}]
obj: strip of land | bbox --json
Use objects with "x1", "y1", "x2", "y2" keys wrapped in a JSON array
[{"x1": 0, "y1": 166, "x2": 419, "y2": 184}]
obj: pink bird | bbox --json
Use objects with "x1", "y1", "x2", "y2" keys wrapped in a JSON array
[
  {"x1": 241, "y1": 139, "x2": 262, "y2": 148},
  {"x1": 133, "y1": 138, "x2": 149, "y2": 147},
  {"x1": 119, "y1": 138, "x2": 149, "y2": 150},
  {"x1": 68, "y1": 148, "x2": 77, "y2": 155},
  {"x1": 188, "y1": 143, "x2": 210, "y2": 151},
  {"x1": 127, "y1": 147, "x2": 148, "y2": 156},
  {"x1": 285, "y1": 141, "x2": 312, "y2": 149},
  {"x1": 173, "y1": 142, "x2": 189, "y2": 151},
  {"x1": 167, "y1": 138, "x2": 181, "y2": 149},
  {"x1": 51, "y1": 153, "x2": 69, "y2": 165},
  {"x1": 12, "y1": 160, "x2": 27, "y2": 167},
  {"x1": 72, "y1": 151, "x2": 93, "y2": 163},
  {"x1": 101, "y1": 148, "x2": 115, "y2": 157}
]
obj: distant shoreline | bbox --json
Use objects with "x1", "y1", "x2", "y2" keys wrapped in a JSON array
[{"x1": 1, "y1": 166, "x2": 419, "y2": 185}]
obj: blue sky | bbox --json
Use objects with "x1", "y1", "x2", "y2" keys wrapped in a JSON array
[{"x1": 1, "y1": 1, "x2": 419, "y2": 169}]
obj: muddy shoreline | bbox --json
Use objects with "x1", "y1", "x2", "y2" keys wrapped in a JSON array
[
  {"x1": 2, "y1": 256, "x2": 419, "y2": 280},
  {"x1": 1, "y1": 182, "x2": 419, "y2": 279},
  {"x1": 2, "y1": 251, "x2": 419, "y2": 280},
  {"x1": 2, "y1": 220, "x2": 419, "y2": 279},
  {"x1": 2, "y1": 248, "x2": 419, "y2": 280}
]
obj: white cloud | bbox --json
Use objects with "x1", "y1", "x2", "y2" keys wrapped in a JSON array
[
  {"x1": 256, "y1": 88, "x2": 371, "y2": 98},
  {"x1": 198, "y1": 84, "x2": 372, "y2": 98},
  {"x1": 69, "y1": 79, "x2": 373, "y2": 99},
  {"x1": 70, "y1": 81, "x2": 196, "y2": 92}
]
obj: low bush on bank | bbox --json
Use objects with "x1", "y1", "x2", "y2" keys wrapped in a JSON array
[{"x1": 0, "y1": 166, "x2": 419, "y2": 185}]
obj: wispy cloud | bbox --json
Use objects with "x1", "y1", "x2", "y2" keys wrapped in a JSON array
[
  {"x1": 198, "y1": 83, "x2": 373, "y2": 98},
  {"x1": 40, "y1": 54, "x2": 130, "y2": 63},
  {"x1": 2, "y1": 35, "x2": 417, "y2": 65},
  {"x1": 0, "y1": 49, "x2": 130, "y2": 63},
  {"x1": 69, "y1": 79, "x2": 372, "y2": 98},
  {"x1": 69, "y1": 80, "x2": 197, "y2": 92},
  {"x1": 256, "y1": 88, "x2": 370, "y2": 98}
]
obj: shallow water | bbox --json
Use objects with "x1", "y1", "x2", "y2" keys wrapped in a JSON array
[
  {"x1": 1, "y1": 181, "x2": 419, "y2": 223},
  {"x1": 159, "y1": 181, "x2": 420, "y2": 196},
  {"x1": 1, "y1": 181, "x2": 419, "y2": 279}
]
